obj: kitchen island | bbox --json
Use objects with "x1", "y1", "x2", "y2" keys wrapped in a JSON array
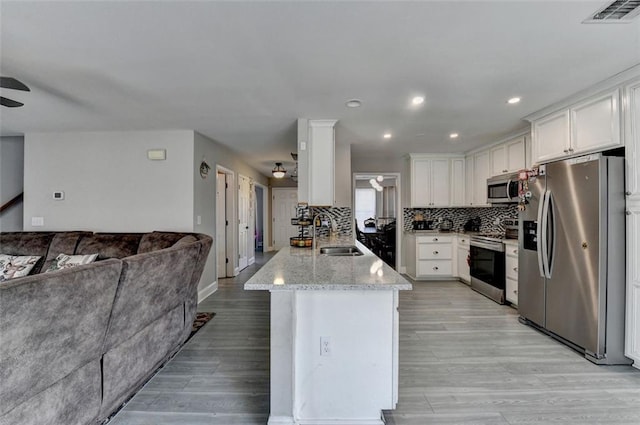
[{"x1": 244, "y1": 239, "x2": 412, "y2": 425}]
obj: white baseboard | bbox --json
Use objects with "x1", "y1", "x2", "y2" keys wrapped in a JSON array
[
  {"x1": 397, "y1": 266, "x2": 407, "y2": 274},
  {"x1": 296, "y1": 418, "x2": 384, "y2": 425},
  {"x1": 267, "y1": 416, "x2": 296, "y2": 425},
  {"x1": 267, "y1": 245, "x2": 275, "y2": 252},
  {"x1": 249, "y1": 256, "x2": 255, "y2": 265},
  {"x1": 197, "y1": 280, "x2": 218, "y2": 303}
]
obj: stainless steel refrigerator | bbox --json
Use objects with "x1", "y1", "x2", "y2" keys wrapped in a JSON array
[{"x1": 518, "y1": 153, "x2": 629, "y2": 364}]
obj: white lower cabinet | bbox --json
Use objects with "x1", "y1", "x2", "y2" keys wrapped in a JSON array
[
  {"x1": 405, "y1": 234, "x2": 455, "y2": 280},
  {"x1": 626, "y1": 201, "x2": 640, "y2": 368},
  {"x1": 505, "y1": 242, "x2": 519, "y2": 306},
  {"x1": 456, "y1": 236, "x2": 470, "y2": 283}
]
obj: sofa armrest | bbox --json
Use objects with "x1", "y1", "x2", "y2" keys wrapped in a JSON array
[{"x1": 0, "y1": 259, "x2": 122, "y2": 416}]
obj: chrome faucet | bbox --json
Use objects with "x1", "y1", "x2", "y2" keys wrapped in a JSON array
[{"x1": 312, "y1": 212, "x2": 336, "y2": 251}]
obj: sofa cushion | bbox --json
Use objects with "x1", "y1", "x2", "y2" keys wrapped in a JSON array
[
  {"x1": 0, "y1": 232, "x2": 55, "y2": 274},
  {"x1": 44, "y1": 253, "x2": 99, "y2": 273},
  {"x1": 0, "y1": 254, "x2": 41, "y2": 281},
  {"x1": 75, "y1": 233, "x2": 143, "y2": 259},
  {"x1": 0, "y1": 259, "x2": 122, "y2": 416},
  {"x1": 137, "y1": 231, "x2": 190, "y2": 254},
  {"x1": 41, "y1": 232, "x2": 92, "y2": 273}
]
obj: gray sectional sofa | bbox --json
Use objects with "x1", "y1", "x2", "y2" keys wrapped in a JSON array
[{"x1": 0, "y1": 231, "x2": 213, "y2": 425}]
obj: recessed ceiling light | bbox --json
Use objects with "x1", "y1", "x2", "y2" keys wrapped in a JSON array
[
  {"x1": 507, "y1": 97, "x2": 521, "y2": 104},
  {"x1": 412, "y1": 96, "x2": 425, "y2": 106},
  {"x1": 345, "y1": 99, "x2": 362, "y2": 108},
  {"x1": 383, "y1": 133, "x2": 392, "y2": 139},
  {"x1": 449, "y1": 133, "x2": 459, "y2": 139}
]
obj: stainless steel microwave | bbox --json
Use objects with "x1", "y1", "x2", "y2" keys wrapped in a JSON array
[{"x1": 487, "y1": 173, "x2": 519, "y2": 204}]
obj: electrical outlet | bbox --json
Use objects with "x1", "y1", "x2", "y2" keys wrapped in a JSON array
[{"x1": 320, "y1": 336, "x2": 331, "y2": 357}]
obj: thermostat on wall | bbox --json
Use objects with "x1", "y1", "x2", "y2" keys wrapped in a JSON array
[{"x1": 53, "y1": 191, "x2": 65, "y2": 200}]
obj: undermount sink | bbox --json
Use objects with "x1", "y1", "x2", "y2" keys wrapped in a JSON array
[{"x1": 319, "y1": 245, "x2": 364, "y2": 256}]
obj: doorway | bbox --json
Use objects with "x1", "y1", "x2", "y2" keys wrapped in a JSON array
[
  {"x1": 353, "y1": 173, "x2": 401, "y2": 269},
  {"x1": 254, "y1": 183, "x2": 267, "y2": 253},
  {"x1": 238, "y1": 174, "x2": 251, "y2": 272},
  {"x1": 271, "y1": 188, "x2": 298, "y2": 250},
  {"x1": 216, "y1": 166, "x2": 237, "y2": 278}
]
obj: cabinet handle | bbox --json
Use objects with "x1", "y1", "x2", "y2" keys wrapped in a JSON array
[
  {"x1": 503, "y1": 169, "x2": 508, "y2": 173},
  {"x1": 433, "y1": 251, "x2": 439, "y2": 255},
  {"x1": 433, "y1": 266, "x2": 439, "y2": 271},
  {"x1": 513, "y1": 249, "x2": 518, "y2": 254},
  {"x1": 514, "y1": 290, "x2": 518, "y2": 294},
  {"x1": 513, "y1": 267, "x2": 518, "y2": 272},
  {"x1": 627, "y1": 211, "x2": 632, "y2": 216},
  {"x1": 563, "y1": 149, "x2": 569, "y2": 154},
  {"x1": 626, "y1": 191, "x2": 632, "y2": 196},
  {"x1": 433, "y1": 238, "x2": 438, "y2": 242},
  {"x1": 568, "y1": 148, "x2": 574, "y2": 152},
  {"x1": 461, "y1": 239, "x2": 466, "y2": 243}
]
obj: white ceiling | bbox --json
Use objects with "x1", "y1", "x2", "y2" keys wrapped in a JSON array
[{"x1": 1, "y1": 1, "x2": 639, "y2": 177}]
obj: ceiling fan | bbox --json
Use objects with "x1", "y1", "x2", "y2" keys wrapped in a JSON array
[{"x1": 1, "y1": 77, "x2": 30, "y2": 107}]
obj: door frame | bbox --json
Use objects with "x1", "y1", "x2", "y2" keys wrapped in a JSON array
[
  {"x1": 254, "y1": 181, "x2": 269, "y2": 253},
  {"x1": 352, "y1": 172, "x2": 403, "y2": 272},
  {"x1": 216, "y1": 165, "x2": 238, "y2": 277}
]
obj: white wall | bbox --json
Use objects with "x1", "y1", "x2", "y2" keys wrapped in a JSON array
[
  {"x1": 193, "y1": 132, "x2": 268, "y2": 294},
  {"x1": 0, "y1": 136, "x2": 25, "y2": 231},
  {"x1": 23, "y1": 131, "x2": 194, "y2": 232}
]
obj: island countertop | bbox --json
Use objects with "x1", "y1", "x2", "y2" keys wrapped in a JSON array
[{"x1": 244, "y1": 238, "x2": 412, "y2": 291}]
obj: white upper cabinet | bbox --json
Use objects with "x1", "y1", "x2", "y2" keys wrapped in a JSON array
[
  {"x1": 464, "y1": 156, "x2": 474, "y2": 206},
  {"x1": 532, "y1": 89, "x2": 621, "y2": 164},
  {"x1": 491, "y1": 135, "x2": 527, "y2": 176},
  {"x1": 490, "y1": 145, "x2": 507, "y2": 175},
  {"x1": 533, "y1": 109, "x2": 571, "y2": 163},
  {"x1": 298, "y1": 119, "x2": 338, "y2": 206},
  {"x1": 409, "y1": 155, "x2": 465, "y2": 208},
  {"x1": 450, "y1": 158, "x2": 465, "y2": 206},
  {"x1": 473, "y1": 151, "x2": 491, "y2": 206},
  {"x1": 625, "y1": 80, "x2": 640, "y2": 198}
]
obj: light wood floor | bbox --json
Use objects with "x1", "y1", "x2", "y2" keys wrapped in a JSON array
[{"x1": 110, "y1": 254, "x2": 640, "y2": 425}]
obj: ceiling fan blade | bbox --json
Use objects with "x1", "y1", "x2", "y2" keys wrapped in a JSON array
[
  {"x1": 0, "y1": 97, "x2": 24, "y2": 107},
  {"x1": 0, "y1": 77, "x2": 30, "y2": 91}
]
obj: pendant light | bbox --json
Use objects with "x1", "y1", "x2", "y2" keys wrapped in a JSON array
[{"x1": 272, "y1": 162, "x2": 286, "y2": 178}]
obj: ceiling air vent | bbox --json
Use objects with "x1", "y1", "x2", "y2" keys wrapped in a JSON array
[{"x1": 584, "y1": 0, "x2": 640, "y2": 22}]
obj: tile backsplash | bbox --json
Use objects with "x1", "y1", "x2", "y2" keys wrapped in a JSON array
[
  {"x1": 403, "y1": 205, "x2": 518, "y2": 234},
  {"x1": 310, "y1": 207, "x2": 353, "y2": 236}
]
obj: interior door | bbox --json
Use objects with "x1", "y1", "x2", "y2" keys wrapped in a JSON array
[
  {"x1": 272, "y1": 188, "x2": 299, "y2": 250},
  {"x1": 238, "y1": 175, "x2": 250, "y2": 271},
  {"x1": 216, "y1": 172, "x2": 227, "y2": 278}
]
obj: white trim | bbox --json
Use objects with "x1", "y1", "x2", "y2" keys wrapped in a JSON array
[
  {"x1": 267, "y1": 416, "x2": 296, "y2": 425},
  {"x1": 397, "y1": 265, "x2": 407, "y2": 274},
  {"x1": 255, "y1": 181, "x2": 269, "y2": 253},
  {"x1": 249, "y1": 256, "x2": 255, "y2": 266},
  {"x1": 296, "y1": 419, "x2": 384, "y2": 425},
  {"x1": 464, "y1": 128, "x2": 531, "y2": 156},
  {"x1": 524, "y1": 63, "x2": 640, "y2": 122},
  {"x1": 216, "y1": 164, "x2": 238, "y2": 277},
  {"x1": 197, "y1": 280, "x2": 218, "y2": 303}
]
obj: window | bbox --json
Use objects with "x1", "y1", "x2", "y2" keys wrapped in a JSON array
[{"x1": 355, "y1": 188, "x2": 376, "y2": 229}]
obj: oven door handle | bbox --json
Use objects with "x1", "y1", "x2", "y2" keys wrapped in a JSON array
[{"x1": 470, "y1": 240, "x2": 504, "y2": 252}]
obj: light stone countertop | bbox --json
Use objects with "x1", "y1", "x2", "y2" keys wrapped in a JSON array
[{"x1": 244, "y1": 237, "x2": 412, "y2": 291}]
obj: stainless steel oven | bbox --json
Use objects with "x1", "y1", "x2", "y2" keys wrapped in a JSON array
[{"x1": 470, "y1": 236, "x2": 506, "y2": 304}]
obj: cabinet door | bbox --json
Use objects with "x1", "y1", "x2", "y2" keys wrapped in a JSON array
[
  {"x1": 571, "y1": 89, "x2": 621, "y2": 155},
  {"x1": 411, "y1": 158, "x2": 432, "y2": 207},
  {"x1": 308, "y1": 120, "x2": 336, "y2": 206},
  {"x1": 506, "y1": 277, "x2": 518, "y2": 305},
  {"x1": 473, "y1": 151, "x2": 491, "y2": 206},
  {"x1": 626, "y1": 202, "x2": 640, "y2": 366},
  {"x1": 490, "y1": 145, "x2": 507, "y2": 176},
  {"x1": 431, "y1": 159, "x2": 451, "y2": 206},
  {"x1": 465, "y1": 156, "x2": 474, "y2": 205},
  {"x1": 457, "y1": 246, "x2": 470, "y2": 282},
  {"x1": 533, "y1": 110, "x2": 570, "y2": 164},
  {"x1": 625, "y1": 82, "x2": 640, "y2": 197},
  {"x1": 506, "y1": 136, "x2": 526, "y2": 172},
  {"x1": 450, "y1": 158, "x2": 465, "y2": 206}
]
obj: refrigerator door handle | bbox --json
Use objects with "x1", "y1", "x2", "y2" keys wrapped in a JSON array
[
  {"x1": 540, "y1": 189, "x2": 552, "y2": 278},
  {"x1": 546, "y1": 191, "x2": 556, "y2": 279},
  {"x1": 536, "y1": 190, "x2": 547, "y2": 278}
]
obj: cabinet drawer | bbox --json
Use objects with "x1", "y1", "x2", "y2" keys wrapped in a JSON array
[
  {"x1": 506, "y1": 277, "x2": 518, "y2": 305},
  {"x1": 418, "y1": 244, "x2": 453, "y2": 260},
  {"x1": 506, "y1": 256, "x2": 519, "y2": 281},
  {"x1": 457, "y1": 236, "x2": 470, "y2": 247},
  {"x1": 417, "y1": 260, "x2": 452, "y2": 276},
  {"x1": 505, "y1": 244, "x2": 519, "y2": 257},
  {"x1": 416, "y1": 235, "x2": 453, "y2": 244}
]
